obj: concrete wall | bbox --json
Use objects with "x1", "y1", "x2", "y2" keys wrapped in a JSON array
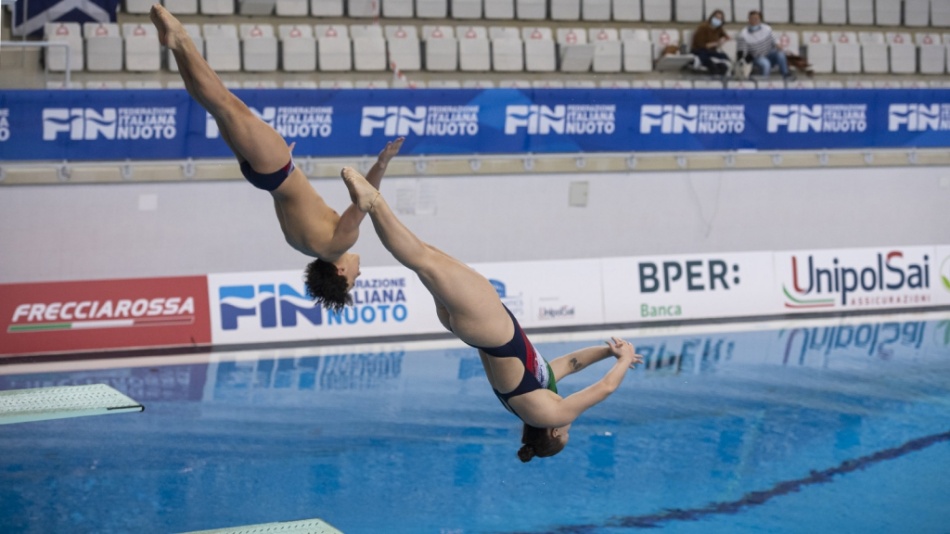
[{"x1": 1, "y1": 165, "x2": 948, "y2": 283}]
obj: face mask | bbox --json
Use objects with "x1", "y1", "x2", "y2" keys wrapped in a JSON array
[
  {"x1": 749, "y1": 24, "x2": 761, "y2": 31},
  {"x1": 711, "y1": 17, "x2": 722, "y2": 28}
]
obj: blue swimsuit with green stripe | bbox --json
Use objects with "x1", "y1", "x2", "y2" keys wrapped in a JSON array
[{"x1": 468, "y1": 306, "x2": 557, "y2": 420}]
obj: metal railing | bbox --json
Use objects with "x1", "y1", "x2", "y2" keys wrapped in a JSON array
[{"x1": 0, "y1": 41, "x2": 72, "y2": 87}]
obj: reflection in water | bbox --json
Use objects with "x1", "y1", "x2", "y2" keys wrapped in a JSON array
[{"x1": 0, "y1": 315, "x2": 948, "y2": 534}]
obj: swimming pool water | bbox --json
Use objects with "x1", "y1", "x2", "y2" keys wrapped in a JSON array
[{"x1": 2, "y1": 313, "x2": 948, "y2": 533}]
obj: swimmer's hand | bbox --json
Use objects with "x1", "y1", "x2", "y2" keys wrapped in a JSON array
[
  {"x1": 606, "y1": 337, "x2": 643, "y2": 369},
  {"x1": 377, "y1": 137, "x2": 405, "y2": 167}
]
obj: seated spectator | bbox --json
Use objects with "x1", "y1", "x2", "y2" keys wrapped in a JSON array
[
  {"x1": 690, "y1": 9, "x2": 731, "y2": 76},
  {"x1": 736, "y1": 10, "x2": 793, "y2": 80}
]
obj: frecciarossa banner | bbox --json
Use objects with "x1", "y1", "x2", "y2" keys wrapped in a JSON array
[
  {"x1": 2, "y1": 245, "x2": 948, "y2": 356},
  {"x1": 0, "y1": 89, "x2": 949, "y2": 161}
]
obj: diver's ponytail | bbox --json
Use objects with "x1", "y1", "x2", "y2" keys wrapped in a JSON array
[{"x1": 517, "y1": 444, "x2": 536, "y2": 463}]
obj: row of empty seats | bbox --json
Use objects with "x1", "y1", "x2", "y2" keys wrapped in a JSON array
[
  {"x1": 45, "y1": 21, "x2": 950, "y2": 75},
  {"x1": 129, "y1": 0, "x2": 950, "y2": 26},
  {"x1": 51, "y1": 77, "x2": 950, "y2": 89}
]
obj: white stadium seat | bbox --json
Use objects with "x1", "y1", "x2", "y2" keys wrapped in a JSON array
[
  {"x1": 650, "y1": 28, "x2": 680, "y2": 59},
  {"x1": 85, "y1": 80, "x2": 124, "y2": 89},
  {"x1": 203, "y1": 24, "x2": 240, "y2": 71},
  {"x1": 355, "y1": 80, "x2": 390, "y2": 88},
  {"x1": 848, "y1": 0, "x2": 873, "y2": 25},
  {"x1": 774, "y1": 29, "x2": 800, "y2": 56},
  {"x1": 886, "y1": 32, "x2": 917, "y2": 74},
  {"x1": 319, "y1": 79, "x2": 355, "y2": 88},
  {"x1": 484, "y1": 0, "x2": 515, "y2": 19},
  {"x1": 727, "y1": 80, "x2": 755, "y2": 89},
  {"x1": 240, "y1": 24, "x2": 278, "y2": 71},
  {"x1": 238, "y1": 0, "x2": 276, "y2": 15},
  {"x1": 532, "y1": 79, "x2": 565, "y2": 88},
  {"x1": 760, "y1": 0, "x2": 789, "y2": 23},
  {"x1": 664, "y1": 80, "x2": 694, "y2": 88},
  {"x1": 786, "y1": 79, "x2": 816, "y2": 89},
  {"x1": 792, "y1": 0, "x2": 818, "y2": 23},
  {"x1": 44, "y1": 22, "x2": 84, "y2": 72},
  {"x1": 917, "y1": 33, "x2": 946, "y2": 74},
  {"x1": 279, "y1": 24, "x2": 316, "y2": 71},
  {"x1": 385, "y1": 25, "x2": 422, "y2": 71},
  {"x1": 858, "y1": 32, "x2": 889, "y2": 74},
  {"x1": 643, "y1": 0, "x2": 672, "y2": 21},
  {"x1": 498, "y1": 79, "x2": 531, "y2": 88},
  {"x1": 757, "y1": 79, "x2": 786, "y2": 89},
  {"x1": 733, "y1": 0, "x2": 760, "y2": 23},
  {"x1": 348, "y1": 0, "x2": 380, "y2": 17},
  {"x1": 821, "y1": 0, "x2": 846, "y2": 24},
  {"x1": 600, "y1": 79, "x2": 632, "y2": 88},
  {"x1": 844, "y1": 79, "x2": 874, "y2": 89},
  {"x1": 458, "y1": 25, "x2": 491, "y2": 70},
  {"x1": 582, "y1": 0, "x2": 610, "y2": 20},
  {"x1": 632, "y1": 79, "x2": 663, "y2": 88},
  {"x1": 675, "y1": 0, "x2": 703, "y2": 22},
  {"x1": 523, "y1": 26, "x2": 556, "y2": 71},
  {"x1": 516, "y1": 0, "x2": 546, "y2": 19},
  {"x1": 164, "y1": 0, "x2": 198, "y2": 14},
  {"x1": 275, "y1": 0, "x2": 307, "y2": 16},
  {"x1": 934, "y1": 2, "x2": 950, "y2": 26},
  {"x1": 802, "y1": 31, "x2": 832, "y2": 73},
  {"x1": 422, "y1": 25, "x2": 458, "y2": 70},
  {"x1": 418, "y1": 0, "x2": 448, "y2": 17},
  {"x1": 490, "y1": 26, "x2": 524, "y2": 71},
  {"x1": 462, "y1": 79, "x2": 496, "y2": 88},
  {"x1": 875, "y1": 0, "x2": 900, "y2": 26},
  {"x1": 694, "y1": 79, "x2": 724, "y2": 88},
  {"x1": 589, "y1": 27, "x2": 621, "y2": 72},
  {"x1": 201, "y1": 0, "x2": 235, "y2": 14},
  {"x1": 557, "y1": 27, "x2": 595, "y2": 72},
  {"x1": 351, "y1": 24, "x2": 387, "y2": 71},
  {"x1": 551, "y1": 0, "x2": 581, "y2": 20},
  {"x1": 315, "y1": 24, "x2": 352, "y2": 71},
  {"x1": 124, "y1": 0, "x2": 152, "y2": 14},
  {"x1": 613, "y1": 0, "x2": 641, "y2": 21},
  {"x1": 451, "y1": 0, "x2": 482, "y2": 18},
  {"x1": 169, "y1": 24, "x2": 202, "y2": 72},
  {"x1": 383, "y1": 0, "x2": 413, "y2": 18},
  {"x1": 831, "y1": 31, "x2": 860, "y2": 73},
  {"x1": 427, "y1": 79, "x2": 462, "y2": 88},
  {"x1": 122, "y1": 23, "x2": 160, "y2": 72},
  {"x1": 84, "y1": 22, "x2": 122, "y2": 72},
  {"x1": 243, "y1": 80, "x2": 279, "y2": 88},
  {"x1": 621, "y1": 28, "x2": 652, "y2": 72},
  {"x1": 125, "y1": 80, "x2": 164, "y2": 88},
  {"x1": 312, "y1": 0, "x2": 343, "y2": 16},
  {"x1": 904, "y1": 0, "x2": 930, "y2": 27},
  {"x1": 565, "y1": 80, "x2": 597, "y2": 88}
]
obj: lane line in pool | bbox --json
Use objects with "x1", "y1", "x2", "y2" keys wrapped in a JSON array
[{"x1": 516, "y1": 429, "x2": 950, "y2": 533}]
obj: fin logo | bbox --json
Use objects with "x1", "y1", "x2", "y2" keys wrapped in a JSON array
[
  {"x1": 360, "y1": 106, "x2": 426, "y2": 136},
  {"x1": 504, "y1": 105, "x2": 566, "y2": 134},
  {"x1": 640, "y1": 105, "x2": 744, "y2": 134},
  {"x1": 767, "y1": 104, "x2": 867, "y2": 133},
  {"x1": 207, "y1": 107, "x2": 276, "y2": 138},
  {"x1": 43, "y1": 107, "x2": 177, "y2": 141},
  {"x1": 0, "y1": 108, "x2": 9, "y2": 142},
  {"x1": 888, "y1": 104, "x2": 950, "y2": 132},
  {"x1": 219, "y1": 284, "x2": 321, "y2": 330},
  {"x1": 43, "y1": 108, "x2": 117, "y2": 140}
]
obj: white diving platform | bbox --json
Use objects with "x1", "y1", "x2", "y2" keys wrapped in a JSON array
[{"x1": 0, "y1": 384, "x2": 143, "y2": 425}]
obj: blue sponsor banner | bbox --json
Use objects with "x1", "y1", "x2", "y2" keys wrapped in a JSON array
[{"x1": 0, "y1": 88, "x2": 949, "y2": 162}]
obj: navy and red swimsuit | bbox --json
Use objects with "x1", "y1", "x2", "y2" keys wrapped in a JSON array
[{"x1": 468, "y1": 306, "x2": 558, "y2": 420}]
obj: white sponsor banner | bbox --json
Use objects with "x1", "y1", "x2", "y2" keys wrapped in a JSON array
[
  {"x1": 775, "y1": 246, "x2": 936, "y2": 313},
  {"x1": 602, "y1": 252, "x2": 778, "y2": 323},
  {"x1": 209, "y1": 267, "x2": 442, "y2": 345},
  {"x1": 935, "y1": 246, "x2": 950, "y2": 306},
  {"x1": 469, "y1": 259, "x2": 604, "y2": 329}
]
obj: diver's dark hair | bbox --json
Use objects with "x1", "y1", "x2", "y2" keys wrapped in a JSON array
[
  {"x1": 517, "y1": 424, "x2": 566, "y2": 463},
  {"x1": 304, "y1": 258, "x2": 352, "y2": 312}
]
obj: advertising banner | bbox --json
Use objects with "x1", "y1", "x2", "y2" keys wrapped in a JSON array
[
  {"x1": 471, "y1": 259, "x2": 604, "y2": 329},
  {"x1": 601, "y1": 252, "x2": 778, "y2": 323},
  {"x1": 774, "y1": 246, "x2": 936, "y2": 314},
  {"x1": 0, "y1": 276, "x2": 211, "y2": 356},
  {"x1": 1, "y1": 89, "x2": 949, "y2": 162},
  {"x1": 207, "y1": 266, "x2": 443, "y2": 346}
]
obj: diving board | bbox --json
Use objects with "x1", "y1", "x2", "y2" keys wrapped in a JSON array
[
  {"x1": 0, "y1": 384, "x2": 143, "y2": 425},
  {"x1": 183, "y1": 518, "x2": 343, "y2": 534}
]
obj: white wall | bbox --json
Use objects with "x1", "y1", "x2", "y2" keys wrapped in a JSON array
[{"x1": 1, "y1": 165, "x2": 948, "y2": 283}]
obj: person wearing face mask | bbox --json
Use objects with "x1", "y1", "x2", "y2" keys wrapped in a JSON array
[
  {"x1": 690, "y1": 9, "x2": 732, "y2": 76},
  {"x1": 736, "y1": 10, "x2": 793, "y2": 80}
]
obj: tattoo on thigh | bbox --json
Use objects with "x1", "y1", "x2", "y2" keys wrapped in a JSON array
[{"x1": 570, "y1": 357, "x2": 583, "y2": 371}]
